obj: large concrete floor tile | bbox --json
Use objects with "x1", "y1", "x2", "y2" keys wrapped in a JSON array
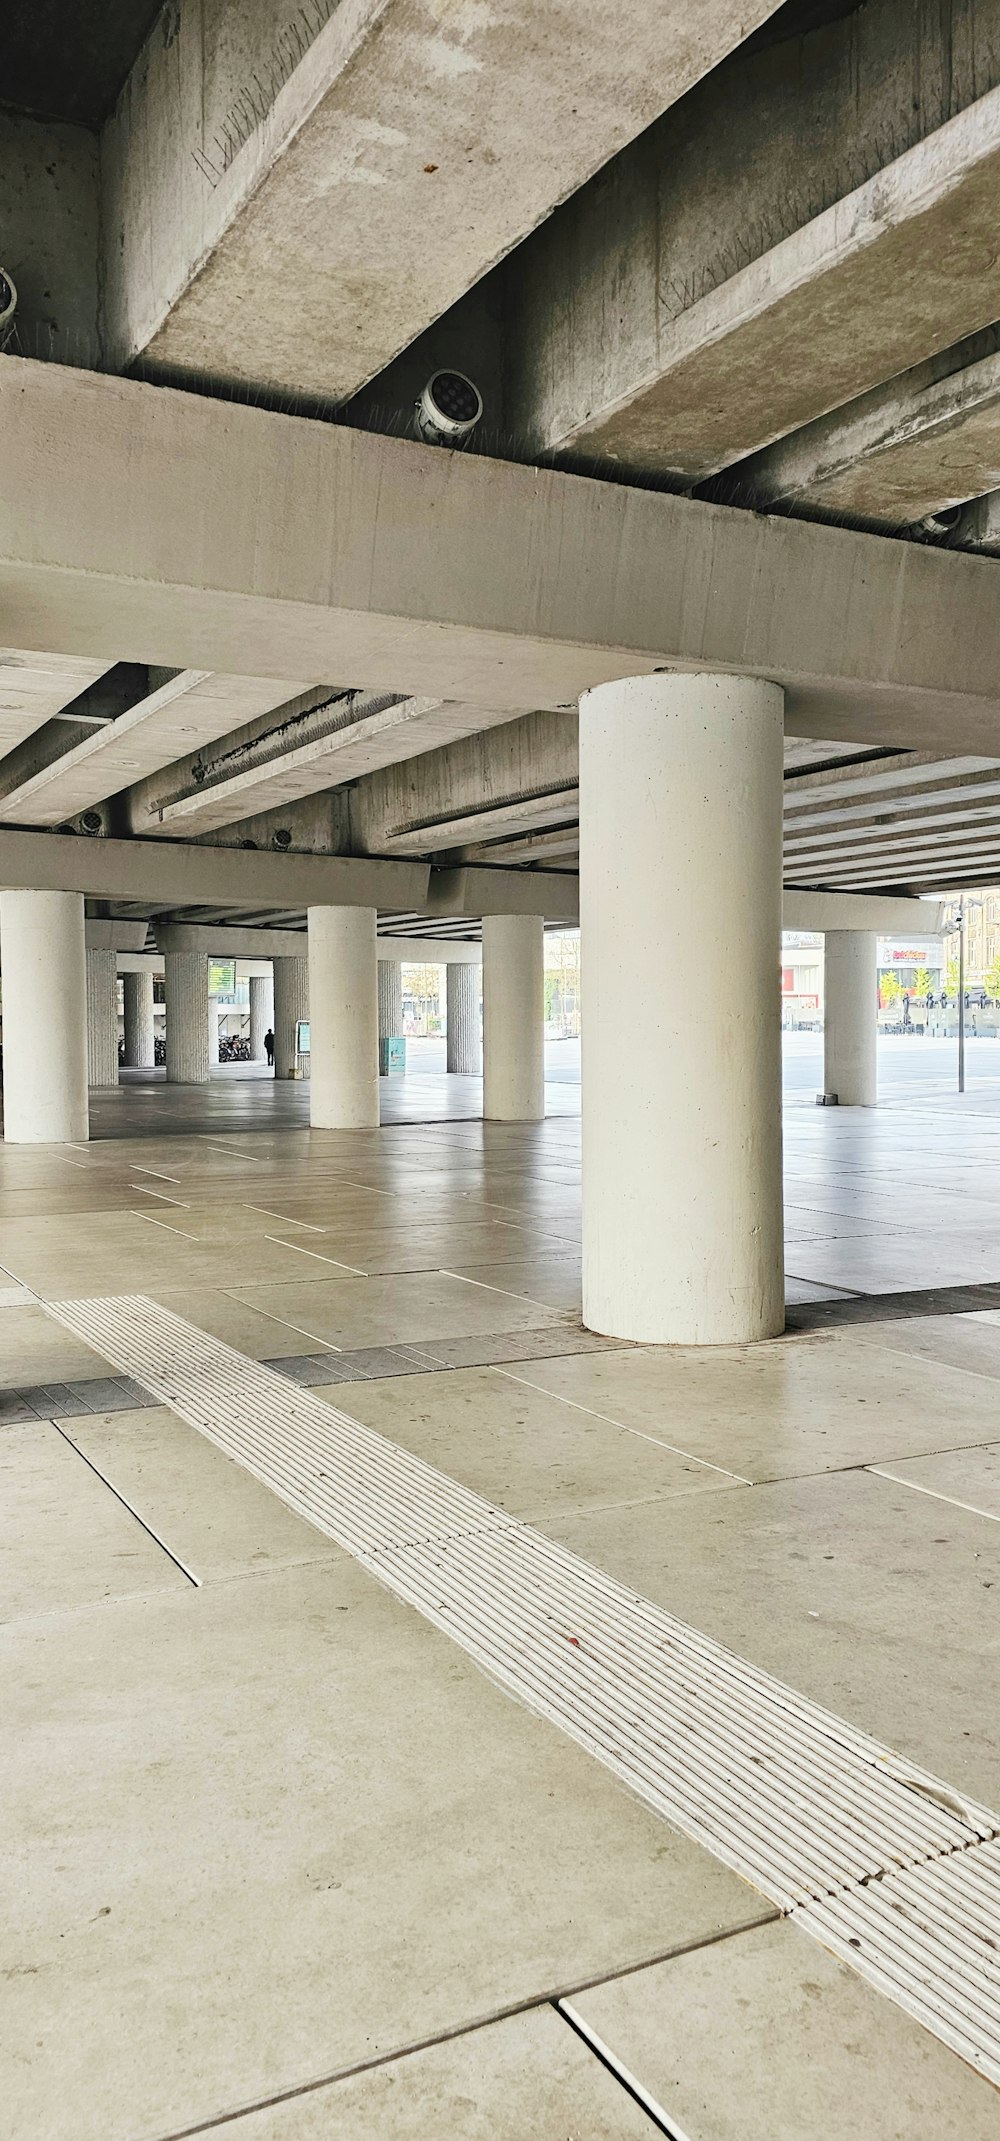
[
  {"x1": 227, "y1": 1271, "x2": 569, "y2": 1350},
  {"x1": 446, "y1": 1253, "x2": 584, "y2": 1311},
  {"x1": 504, "y1": 1331, "x2": 1000, "y2": 1479},
  {"x1": 0, "y1": 1421, "x2": 187, "y2": 1620},
  {"x1": 849, "y1": 1308, "x2": 1000, "y2": 1384},
  {"x1": 0, "y1": 1560, "x2": 766, "y2": 2141},
  {"x1": 193, "y1": 2006, "x2": 658, "y2": 2138},
  {"x1": 572, "y1": 1919, "x2": 1000, "y2": 2139},
  {"x1": 148, "y1": 1287, "x2": 339, "y2": 1358},
  {"x1": 325, "y1": 1367, "x2": 740, "y2": 1520},
  {"x1": 786, "y1": 1229, "x2": 1000, "y2": 1293},
  {"x1": 543, "y1": 1467, "x2": 1000, "y2": 1803},
  {"x1": 59, "y1": 1407, "x2": 345, "y2": 1580},
  {"x1": 871, "y1": 1442, "x2": 1000, "y2": 1521},
  {"x1": 0, "y1": 1305, "x2": 120, "y2": 1389}
]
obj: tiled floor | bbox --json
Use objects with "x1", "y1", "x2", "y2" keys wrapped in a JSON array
[{"x1": 4, "y1": 1068, "x2": 1000, "y2": 2135}]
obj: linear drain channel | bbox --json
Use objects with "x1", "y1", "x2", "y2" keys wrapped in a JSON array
[{"x1": 45, "y1": 1293, "x2": 1000, "y2": 2087}]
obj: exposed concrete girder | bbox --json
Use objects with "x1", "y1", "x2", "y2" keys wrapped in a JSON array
[
  {"x1": 141, "y1": 696, "x2": 522, "y2": 836},
  {"x1": 84, "y1": 920, "x2": 150, "y2": 951},
  {"x1": 0, "y1": 669, "x2": 314, "y2": 827},
  {"x1": 104, "y1": 0, "x2": 780, "y2": 404},
  {"x1": 154, "y1": 923, "x2": 482, "y2": 962},
  {"x1": 377, "y1": 786, "x2": 580, "y2": 856},
  {"x1": 8, "y1": 364, "x2": 1000, "y2": 757},
  {"x1": 0, "y1": 649, "x2": 111, "y2": 758},
  {"x1": 427, "y1": 866, "x2": 578, "y2": 925},
  {"x1": 508, "y1": 18, "x2": 1000, "y2": 481},
  {"x1": 463, "y1": 825, "x2": 581, "y2": 866},
  {"x1": 740, "y1": 331, "x2": 1000, "y2": 528}
]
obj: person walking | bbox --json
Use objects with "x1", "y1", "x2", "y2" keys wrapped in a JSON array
[{"x1": 264, "y1": 1027, "x2": 275, "y2": 1069}]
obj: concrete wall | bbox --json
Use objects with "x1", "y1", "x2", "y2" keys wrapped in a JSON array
[{"x1": 0, "y1": 113, "x2": 100, "y2": 367}]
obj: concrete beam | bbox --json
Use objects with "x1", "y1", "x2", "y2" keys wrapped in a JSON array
[
  {"x1": 102, "y1": 0, "x2": 781, "y2": 404},
  {"x1": 740, "y1": 329, "x2": 1000, "y2": 528},
  {"x1": 506, "y1": 3, "x2": 1000, "y2": 480},
  {"x1": 427, "y1": 867, "x2": 579, "y2": 925},
  {"x1": 782, "y1": 890, "x2": 945, "y2": 934},
  {"x1": 85, "y1": 920, "x2": 150, "y2": 951},
  {"x1": 153, "y1": 922, "x2": 481, "y2": 961},
  {"x1": 5, "y1": 364, "x2": 1000, "y2": 755},
  {"x1": 0, "y1": 826, "x2": 430, "y2": 912},
  {"x1": 0, "y1": 112, "x2": 99, "y2": 370}
]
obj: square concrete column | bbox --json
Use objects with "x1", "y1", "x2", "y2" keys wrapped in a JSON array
[
  {"x1": 272, "y1": 955, "x2": 308, "y2": 1078},
  {"x1": 580, "y1": 671, "x2": 785, "y2": 1346},
  {"x1": 249, "y1": 971, "x2": 274, "y2": 1061},
  {"x1": 164, "y1": 950, "x2": 210, "y2": 1084},
  {"x1": 86, "y1": 947, "x2": 120, "y2": 1088},
  {"x1": 308, "y1": 906, "x2": 379, "y2": 1128},
  {"x1": 0, "y1": 890, "x2": 89, "y2": 1142},
  {"x1": 823, "y1": 932, "x2": 878, "y2": 1105},
  {"x1": 208, "y1": 997, "x2": 220, "y2": 1066},
  {"x1": 483, "y1": 915, "x2": 544, "y2": 1119},
  {"x1": 122, "y1": 970, "x2": 155, "y2": 1068},
  {"x1": 447, "y1": 960, "x2": 482, "y2": 1074}
]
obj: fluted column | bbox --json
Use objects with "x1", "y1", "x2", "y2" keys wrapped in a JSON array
[
  {"x1": 164, "y1": 951, "x2": 210, "y2": 1084},
  {"x1": 249, "y1": 971, "x2": 274, "y2": 1060},
  {"x1": 86, "y1": 947, "x2": 120, "y2": 1088},
  {"x1": 447, "y1": 961, "x2": 481, "y2": 1074},
  {"x1": 377, "y1": 959, "x2": 403, "y2": 1039},
  {"x1": 122, "y1": 970, "x2": 155, "y2": 1068},
  {"x1": 273, "y1": 956, "x2": 308, "y2": 1077}
]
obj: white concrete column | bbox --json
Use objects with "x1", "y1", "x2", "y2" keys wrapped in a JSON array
[
  {"x1": 122, "y1": 970, "x2": 155, "y2": 1068},
  {"x1": 249, "y1": 971, "x2": 274, "y2": 1061},
  {"x1": 308, "y1": 906, "x2": 379, "y2": 1129},
  {"x1": 0, "y1": 890, "x2": 89, "y2": 1142},
  {"x1": 447, "y1": 960, "x2": 482, "y2": 1074},
  {"x1": 580, "y1": 671, "x2": 785, "y2": 1347},
  {"x1": 824, "y1": 931, "x2": 878, "y2": 1106},
  {"x1": 86, "y1": 947, "x2": 120, "y2": 1088},
  {"x1": 164, "y1": 951, "x2": 210, "y2": 1084},
  {"x1": 482, "y1": 914, "x2": 544, "y2": 1120},
  {"x1": 377, "y1": 959, "x2": 403, "y2": 1040},
  {"x1": 273, "y1": 955, "x2": 308, "y2": 1078}
]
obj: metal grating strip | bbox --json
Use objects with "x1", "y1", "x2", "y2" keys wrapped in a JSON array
[{"x1": 44, "y1": 1293, "x2": 1000, "y2": 2084}]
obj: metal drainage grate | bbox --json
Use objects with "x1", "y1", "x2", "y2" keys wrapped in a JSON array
[{"x1": 45, "y1": 1293, "x2": 1000, "y2": 2086}]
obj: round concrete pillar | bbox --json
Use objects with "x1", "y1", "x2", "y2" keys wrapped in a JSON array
[
  {"x1": 824, "y1": 931, "x2": 878, "y2": 1106},
  {"x1": 447, "y1": 960, "x2": 482, "y2": 1074},
  {"x1": 482, "y1": 914, "x2": 544, "y2": 1121},
  {"x1": 273, "y1": 956, "x2": 308, "y2": 1078},
  {"x1": 308, "y1": 906, "x2": 379, "y2": 1129},
  {"x1": 0, "y1": 890, "x2": 89, "y2": 1142},
  {"x1": 164, "y1": 951, "x2": 210, "y2": 1084},
  {"x1": 580, "y1": 671, "x2": 785, "y2": 1347},
  {"x1": 377, "y1": 959, "x2": 403, "y2": 1041},
  {"x1": 207, "y1": 997, "x2": 220, "y2": 1067},
  {"x1": 86, "y1": 947, "x2": 120, "y2": 1088},
  {"x1": 122, "y1": 970, "x2": 155, "y2": 1068},
  {"x1": 249, "y1": 972, "x2": 274, "y2": 1061}
]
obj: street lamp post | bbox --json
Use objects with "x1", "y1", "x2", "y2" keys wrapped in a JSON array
[{"x1": 958, "y1": 908, "x2": 965, "y2": 1094}]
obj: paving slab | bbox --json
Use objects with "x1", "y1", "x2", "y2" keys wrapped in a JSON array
[
  {"x1": 572, "y1": 1919, "x2": 1000, "y2": 2139},
  {"x1": 543, "y1": 1466, "x2": 1000, "y2": 1805},
  {"x1": 59, "y1": 1407, "x2": 346, "y2": 1581},
  {"x1": 0, "y1": 1304, "x2": 120, "y2": 1390},
  {"x1": 227, "y1": 1271, "x2": 570, "y2": 1350},
  {"x1": 0, "y1": 1559, "x2": 766, "y2": 2141},
  {"x1": 504, "y1": 1329, "x2": 1000, "y2": 1479},
  {"x1": 330, "y1": 1366, "x2": 741, "y2": 1521},
  {"x1": 190, "y1": 2006, "x2": 658, "y2": 2138},
  {"x1": 0, "y1": 1419, "x2": 187, "y2": 1621}
]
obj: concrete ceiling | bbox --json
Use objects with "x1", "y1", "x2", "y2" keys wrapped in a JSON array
[{"x1": 5, "y1": 0, "x2": 1000, "y2": 920}]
